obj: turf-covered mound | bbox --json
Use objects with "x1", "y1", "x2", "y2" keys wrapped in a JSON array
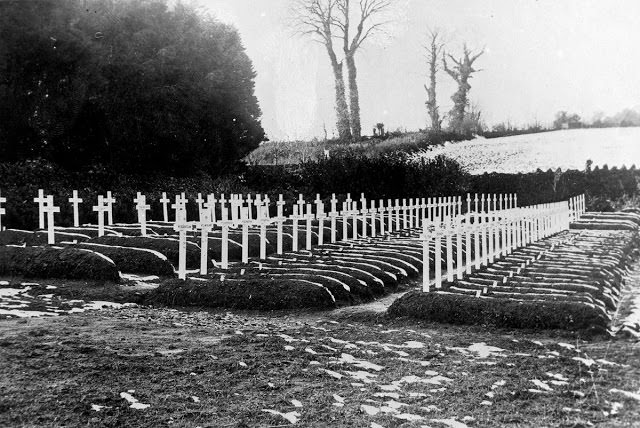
[
  {"x1": 72, "y1": 243, "x2": 176, "y2": 276},
  {"x1": 388, "y1": 291, "x2": 608, "y2": 331},
  {"x1": 0, "y1": 229, "x2": 42, "y2": 245},
  {"x1": 146, "y1": 277, "x2": 336, "y2": 310},
  {"x1": 0, "y1": 229, "x2": 92, "y2": 245},
  {"x1": 0, "y1": 245, "x2": 120, "y2": 281},
  {"x1": 88, "y1": 235, "x2": 200, "y2": 268}
]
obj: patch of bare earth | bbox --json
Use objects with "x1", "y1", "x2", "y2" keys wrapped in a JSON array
[{"x1": 1, "y1": 299, "x2": 639, "y2": 427}]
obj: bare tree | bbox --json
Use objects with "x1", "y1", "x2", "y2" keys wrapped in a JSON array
[
  {"x1": 443, "y1": 44, "x2": 483, "y2": 134},
  {"x1": 292, "y1": 0, "x2": 391, "y2": 141},
  {"x1": 336, "y1": 0, "x2": 391, "y2": 140},
  {"x1": 291, "y1": 0, "x2": 352, "y2": 140},
  {"x1": 424, "y1": 29, "x2": 444, "y2": 132}
]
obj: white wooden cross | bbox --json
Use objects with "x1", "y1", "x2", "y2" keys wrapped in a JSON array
[
  {"x1": 230, "y1": 194, "x2": 241, "y2": 223},
  {"x1": 457, "y1": 196, "x2": 462, "y2": 218},
  {"x1": 160, "y1": 192, "x2": 170, "y2": 222},
  {"x1": 92, "y1": 195, "x2": 109, "y2": 237},
  {"x1": 43, "y1": 195, "x2": 60, "y2": 245},
  {"x1": 290, "y1": 204, "x2": 303, "y2": 251},
  {"x1": 402, "y1": 198, "x2": 408, "y2": 230},
  {"x1": 394, "y1": 199, "x2": 401, "y2": 231},
  {"x1": 340, "y1": 201, "x2": 349, "y2": 241},
  {"x1": 238, "y1": 207, "x2": 254, "y2": 263},
  {"x1": 196, "y1": 209, "x2": 215, "y2": 274},
  {"x1": 0, "y1": 192, "x2": 5, "y2": 231},
  {"x1": 514, "y1": 194, "x2": 518, "y2": 208},
  {"x1": 455, "y1": 216, "x2": 464, "y2": 280},
  {"x1": 217, "y1": 207, "x2": 235, "y2": 269},
  {"x1": 360, "y1": 193, "x2": 368, "y2": 238},
  {"x1": 434, "y1": 222, "x2": 443, "y2": 288},
  {"x1": 296, "y1": 194, "x2": 306, "y2": 216},
  {"x1": 246, "y1": 194, "x2": 254, "y2": 220},
  {"x1": 275, "y1": 194, "x2": 287, "y2": 253},
  {"x1": 378, "y1": 199, "x2": 386, "y2": 235},
  {"x1": 492, "y1": 194, "x2": 497, "y2": 212},
  {"x1": 329, "y1": 193, "x2": 339, "y2": 243},
  {"x1": 172, "y1": 196, "x2": 184, "y2": 222},
  {"x1": 369, "y1": 200, "x2": 377, "y2": 237},
  {"x1": 68, "y1": 190, "x2": 83, "y2": 227},
  {"x1": 105, "y1": 191, "x2": 116, "y2": 225},
  {"x1": 205, "y1": 194, "x2": 217, "y2": 223},
  {"x1": 421, "y1": 223, "x2": 433, "y2": 292},
  {"x1": 474, "y1": 193, "x2": 479, "y2": 213},
  {"x1": 134, "y1": 192, "x2": 151, "y2": 236},
  {"x1": 34, "y1": 189, "x2": 47, "y2": 229},
  {"x1": 466, "y1": 193, "x2": 471, "y2": 214},
  {"x1": 480, "y1": 194, "x2": 486, "y2": 213},
  {"x1": 387, "y1": 199, "x2": 394, "y2": 232},
  {"x1": 304, "y1": 203, "x2": 315, "y2": 250},
  {"x1": 195, "y1": 193, "x2": 205, "y2": 220},
  {"x1": 499, "y1": 194, "x2": 503, "y2": 211},
  {"x1": 315, "y1": 194, "x2": 326, "y2": 246},
  {"x1": 219, "y1": 193, "x2": 227, "y2": 212},
  {"x1": 254, "y1": 194, "x2": 263, "y2": 220},
  {"x1": 256, "y1": 205, "x2": 272, "y2": 260},
  {"x1": 445, "y1": 218, "x2": 454, "y2": 282},
  {"x1": 173, "y1": 209, "x2": 193, "y2": 280}
]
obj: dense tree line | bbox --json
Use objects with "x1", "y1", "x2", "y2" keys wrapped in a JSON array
[{"x1": 0, "y1": 0, "x2": 264, "y2": 175}]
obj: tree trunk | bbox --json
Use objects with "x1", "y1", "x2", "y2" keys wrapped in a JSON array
[
  {"x1": 345, "y1": 54, "x2": 361, "y2": 140},
  {"x1": 327, "y1": 50, "x2": 352, "y2": 141},
  {"x1": 426, "y1": 51, "x2": 440, "y2": 131}
]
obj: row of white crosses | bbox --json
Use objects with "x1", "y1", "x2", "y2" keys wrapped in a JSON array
[
  {"x1": 568, "y1": 194, "x2": 586, "y2": 222},
  {"x1": 421, "y1": 199, "x2": 572, "y2": 292},
  {"x1": 466, "y1": 193, "x2": 518, "y2": 214}
]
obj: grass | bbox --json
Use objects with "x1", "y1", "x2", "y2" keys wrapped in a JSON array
[{"x1": 0, "y1": 304, "x2": 638, "y2": 427}]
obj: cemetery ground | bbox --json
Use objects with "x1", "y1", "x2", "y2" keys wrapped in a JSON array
[
  {"x1": 0, "y1": 295, "x2": 638, "y2": 428},
  {"x1": 1, "y1": 271, "x2": 640, "y2": 427}
]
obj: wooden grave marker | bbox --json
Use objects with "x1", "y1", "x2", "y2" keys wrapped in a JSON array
[
  {"x1": 92, "y1": 195, "x2": 109, "y2": 237},
  {"x1": 43, "y1": 195, "x2": 60, "y2": 244},
  {"x1": 34, "y1": 189, "x2": 47, "y2": 229},
  {"x1": 160, "y1": 192, "x2": 170, "y2": 222},
  {"x1": 197, "y1": 209, "x2": 215, "y2": 274},
  {"x1": 68, "y1": 190, "x2": 83, "y2": 227},
  {"x1": 105, "y1": 191, "x2": 116, "y2": 225},
  {"x1": 173, "y1": 208, "x2": 193, "y2": 280},
  {"x1": 134, "y1": 192, "x2": 151, "y2": 236}
]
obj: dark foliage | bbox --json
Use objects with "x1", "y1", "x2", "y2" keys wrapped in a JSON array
[{"x1": 0, "y1": 0, "x2": 264, "y2": 175}]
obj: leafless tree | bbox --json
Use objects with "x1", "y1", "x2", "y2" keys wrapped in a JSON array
[
  {"x1": 291, "y1": 0, "x2": 391, "y2": 141},
  {"x1": 424, "y1": 29, "x2": 444, "y2": 131},
  {"x1": 443, "y1": 44, "x2": 483, "y2": 133}
]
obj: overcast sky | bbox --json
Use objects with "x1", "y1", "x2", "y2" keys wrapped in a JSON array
[{"x1": 199, "y1": 0, "x2": 640, "y2": 141}]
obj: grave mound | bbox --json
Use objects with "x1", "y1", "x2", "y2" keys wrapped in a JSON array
[
  {"x1": 88, "y1": 235, "x2": 200, "y2": 268},
  {"x1": 70, "y1": 243, "x2": 176, "y2": 276},
  {"x1": 389, "y1": 223, "x2": 638, "y2": 332},
  {"x1": 147, "y1": 276, "x2": 336, "y2": 310},
  {"x1": 0, "y1": 246, "x2": 120, "y2": 281}
]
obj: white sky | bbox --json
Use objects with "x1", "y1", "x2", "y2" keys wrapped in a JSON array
[{"x1": 198, "y1": 0, "x2": 640, "y2": 141}]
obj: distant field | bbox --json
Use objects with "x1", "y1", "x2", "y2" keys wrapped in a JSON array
[{"x1": 417, "y1": 127, "x2": 640, "y2": 174}]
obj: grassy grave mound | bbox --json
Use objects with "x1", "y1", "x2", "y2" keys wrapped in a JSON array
[
  {"x1": 88, "y1": 235, "x2": 200, "y2": 268},
  {"x1": 0, "y1": 245, "x2": 120, "y2": 281},
  {"x1": 61, "y1": 227, "x2": 119, "y2": 238},
  {"x1": 388, "y1": 291, "x2": 608, "y2": 331},
  {"x1": 147, "y1": 277, "x2": 336, "y2": 310},
  {"x1": 0, "y1": 229, "x2": 42, "y2": 245},
  {"x1": 72, "y1": 243, "x2": 176, "y2": 276}
]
